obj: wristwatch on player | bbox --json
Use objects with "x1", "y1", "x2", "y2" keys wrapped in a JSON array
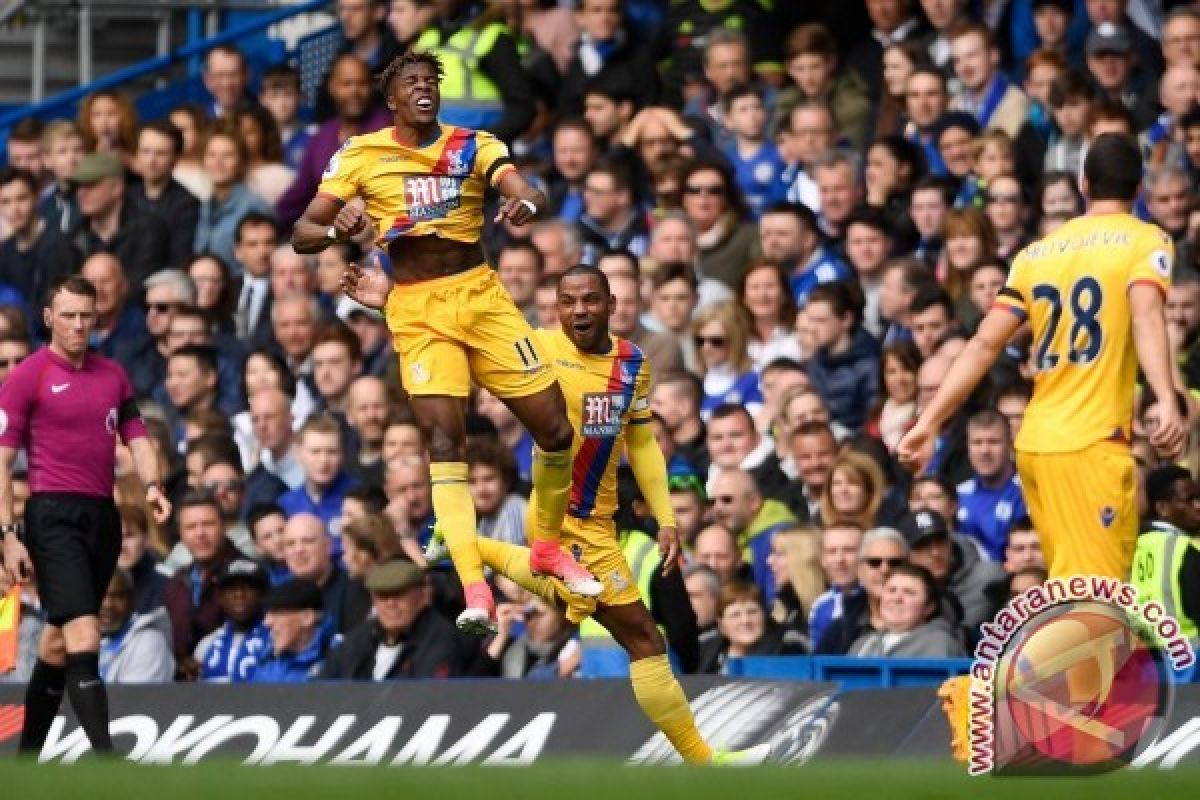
[
  {"x1": 1, "y1": 522, "x2": 22, "y2": 541},
  {"x1": 326, "y1": 225, "x2": 339, "y2": 241}
]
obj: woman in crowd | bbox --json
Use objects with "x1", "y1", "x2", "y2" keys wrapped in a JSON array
[
  {"x1": 188, "y1": 253, "x2": 237, "y2": 334},
  {"x1": 239, "y1": 106, "x2": 297, "y2": 206},
  {"x1": 168, "y1": 103, "x2": 212, "y2": 201},
  {"x1": 962, "y1": 262, "x2": 1008, "y2": 332},
  {"x1": 79, "y1": 90, "x2": 138, "y2": 163},
  {"x1": 738, "y1": 262, "x2": 799, "y2": 371},
  {"x1": 680, "y1": 160, "x2": 758, "y2": 291},
  {"x1": 232, "y1": 348, "x2": 317, "y2": 470},
  {"x1": 193, "y1": 119, "x2": 273, "y2": 269},
  {"x1": 466, "y1": 439, "x2": 528, "y2": 546},
  {"x1": 814, "y1": 527, "x2": 909, "y2": 654},
  {"x1": 983, "y1": 173, "x2": 1031, "y2": 262},
  {"x1": 819, "y1": 451, "x2": 886, "y2": 531},
  {"x1": 873, "y1": 41, "x2": 924, "y2": 140},
  {"x1": 341, "y1": 513, "x2": 402, "y2": 631},
  {"x1": 699, "y1": 582, "x2": 807, "y2": 674},
  {"x1": 849, "y1": 565, "x2": 966, "y2": 658},
  {"x1": 766, "y1": 527, "x2": 824, "y2": 633},
  {"x1": 940, "y1": 207, "x2": 997, "y2": 319},
  {"x1": 1037, "y1": 170, "x2": 1085, "y2": 220},
  {"x1": 866, "y1": 340, "x2": 921, "y2": 452},
  {"x1": 691, "y1": 300, "x2": 763, "y2": 419},
  {"x1": 864, "y1": 134, "x2": 925, "y2": 247}
]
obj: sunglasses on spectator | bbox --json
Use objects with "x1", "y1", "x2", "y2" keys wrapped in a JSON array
[
  {"x1": 684, "y1": 184, "x2": 725, "y2": 196},
  {"x1": 148, "y1": 302, "x2": 179, "y2": 314},
  {"x1": 0, "y1": 357, "x2": 25, "y2": 367},
  {"x1": 205, "y1": 479, "x2": 245, "y2": 493},
  {"x1": 694, "y1": 335, "x2": 728, "y2": 348},
  {"x1": 863, "y1": 557, "x2": 906, "y2": 569}
]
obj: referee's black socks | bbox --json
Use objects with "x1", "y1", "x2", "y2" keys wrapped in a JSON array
[
  {"x1": 18, "y1": 659, "x2": 65, "y2": 754},
  {"x1": 64, "y1": 652, "x2": 113, "y2": 754}
]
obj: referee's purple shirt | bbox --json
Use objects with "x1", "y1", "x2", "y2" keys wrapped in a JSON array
[{"x1": 0, "y1": 347, "x2": 148, "y2": 498}]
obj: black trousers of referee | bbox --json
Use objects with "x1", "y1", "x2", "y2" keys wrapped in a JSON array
[{"x1": 18, "y1": 493, "x2": 121, "y2": 757}]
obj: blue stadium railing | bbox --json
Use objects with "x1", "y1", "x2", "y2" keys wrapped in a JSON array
[{"x1": 0, "y1": 0, "x2": 340, "y2": 149}]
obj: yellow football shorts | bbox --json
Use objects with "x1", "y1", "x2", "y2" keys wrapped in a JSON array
[
  {"x1": 552, "y1": 515, "x2": 642, "y2": 624},
  {"x1": 384, "y1": 265, "x2": 556, "y2": 399},
  {"x1": 1015, "y1": 439, "x2": 1137, "y2": 580}
]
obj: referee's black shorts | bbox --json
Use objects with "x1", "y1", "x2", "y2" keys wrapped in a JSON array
[{"x1": 24, "y1": 493, "x2": 122, "y2": 626}]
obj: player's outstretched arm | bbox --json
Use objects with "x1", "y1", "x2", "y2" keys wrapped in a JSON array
[
  {"x1": 626, "y1": 422, "x2": 680, "y2": 573},
  {"x1": 1131, "y1": 283, "x2": 1188, "y2": 458},
  {"x1": 493, "y1": 170, "x2": 549, "y2": 227},
  {"x1": 898, "y1": 307, "x2": 1021, "y2": 472},
  {"x1": 293, "y1": 194, "x2": 369, "y2": 254}
]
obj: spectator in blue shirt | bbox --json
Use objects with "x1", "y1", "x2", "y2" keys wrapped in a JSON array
[
  {"x1": 807, "y1": 522, "x2": 864, "y2": 649},
  {"x1": 193, "y1": 119, "x2": 274, "y2": 269},
  {"x1": 956, "y1": 410, "x2": 1027, "y2": 562},
  {"x1": 692, "y1": 301, "x2": 763, "y2": 420},
  {"x1": 759, "y1": 203, "x2": 850, "y2": 308},
  {"x1": 723, "y1": 84, "x2": 786, "y2": 220},
  {"x1": 278, "y1": 414, "x2": 359, "y2": 546},
  {"x1": 249, "y1": 579, "x2": 338, "y2": 683},
  {"x1": 196, "y1": 559, "x2": 272, "y2": 682}
]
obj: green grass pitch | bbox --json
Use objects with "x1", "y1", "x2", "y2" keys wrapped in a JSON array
[{"x1": 4, "y1": 760, "x2": 1199, "y2": 800}]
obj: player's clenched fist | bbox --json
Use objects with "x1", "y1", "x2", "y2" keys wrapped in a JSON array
[
  {"x1": 896, "y1": 423, "x2": 936, "y2": 475},
  {"x1": 334, "y1": 202, "x2": 369, "y2": 238}
]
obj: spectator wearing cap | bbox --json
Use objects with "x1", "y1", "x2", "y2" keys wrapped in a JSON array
[
  {"x1": 1132, "y1": 466, "x2": 1200, "y2": 647},
  {"x1": 710, "y1": 469, "x2": 798, "y2": 603},
  {"x1": 195, "y1": 558, "x2": 271, "y2": 682},
  {"x1": 814, "y1": 526, "x2": 908, "y2": 654},
  {"x1": 805, "y1": 282, "x2": 880, "y2": 431},
  {"x1": 282, "y1": 513, "x2": 351, "y2": 633},
  {"x1": 321, "y1": 560, "x2": 476, "y2": 680},
  {"x1": 1086, "y1": 0, "x2": 1164, "y2": 91},
  {"x1": 1085, "y1": 22, "x2": 1148, "y2": 124},
  {"x1": 97, "y1": 569, "x2": 175, "y2": 684},
  {"x1": 901, "y1": 509, "x2": 1005, "y2": 633},
  {"x1": 949, "y1": 23, "x2": 1030, "y2": 140},
  {"x1": 933, "y1": 112, "x2": 983, "y2": 208},
  {"x1": 808, "y1": 523, "x2": 864, "y2": 651},
  {"x1": 955, "y1": 411, "x2": 1027, "y2": 562},
  {"x1": 68, "y1": 152, "x2": 172, "y2": 297},
  {"x1": 164, "y1": 491, "x2": 249, "y2": 679},
  {"x1": 337, "y1": 296, "x2": 391, "y2": 378},
  {"x1": 848, "y1": 564, "x2": 967, "y2": 657},
  {"x1": 250, "y1": 579, "x2": 338, "y2": 683}
]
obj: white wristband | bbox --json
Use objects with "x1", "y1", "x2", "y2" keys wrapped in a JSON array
[{"x1": 519, "y1": 199, "x2": 538, "y2": 216}]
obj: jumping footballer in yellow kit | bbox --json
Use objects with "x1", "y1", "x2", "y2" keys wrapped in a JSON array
[
  {"x1": 899, "y1": 134, "x2": 1187, "y2": 581},
  {"x1": 292, "y1": 51, "x2": 602, "y2": 636},
  {"x1": 426, "y1": 266, "x2": 769, "y2": 766}
]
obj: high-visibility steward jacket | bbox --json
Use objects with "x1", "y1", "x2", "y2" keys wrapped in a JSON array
[
  {"x1": 1132, "y1": 521, "x2": 1200, "y2": 645},
  {"x1": 415, "y1": 24, "x2": 506, "y2": 131}
]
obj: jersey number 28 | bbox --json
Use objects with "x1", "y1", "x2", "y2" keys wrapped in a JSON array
[{"x1": 1031, "y1": 276, "x2": 1104, "y2": 371}]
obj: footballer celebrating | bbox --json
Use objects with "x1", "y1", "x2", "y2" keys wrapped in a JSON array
[
  {"x1": 898, "y1": 134, "x2": 1187, "y2": 580},
  {"x1": 426, "y1": 267, "x2": 769, "y2": 766},
  {"x1": 293, "y1": 51, "x2": 601, "y2": 634}
]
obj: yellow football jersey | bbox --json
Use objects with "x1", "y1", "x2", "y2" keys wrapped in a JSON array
[
  {"x1": 533, "y1": 328, "x2": 652, "y2": 521},
  {"x1": 994, "y1": 213, "x2": 1173, "y2": 453},
  {"x1": 316, "y1": 123, "x2": 516, "y2": 246}
]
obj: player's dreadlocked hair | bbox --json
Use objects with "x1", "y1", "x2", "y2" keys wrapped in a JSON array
[{"x1": 377, "y1": 50, "x2": 445, "y2": 94}]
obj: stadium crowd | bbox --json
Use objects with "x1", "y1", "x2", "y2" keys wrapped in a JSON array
[{"x1": 1, "y1": 0, "x2": 1200, "y2": 684}]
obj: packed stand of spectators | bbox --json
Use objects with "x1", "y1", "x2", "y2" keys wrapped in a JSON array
[{"x1": 2, "y1": 0, "x2": 1200, "y2": 683}]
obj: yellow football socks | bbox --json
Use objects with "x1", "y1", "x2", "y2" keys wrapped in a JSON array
[
  {"x1": 475, "y1": 537, "x2": 557, "y2": 605},
  {"x1": 527, "y1": 448, "x2": 572, "y2": 544},
  {"x1": 429, "y1": 461, "x2": 484, "y2": 585},
  {"x1": 630, "y1": 654, "x2": 713, "y2": 765}
]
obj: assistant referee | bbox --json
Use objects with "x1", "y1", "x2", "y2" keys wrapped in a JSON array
[{"x1": 0, "y1": 275, "x2": 170, "y2": 756}]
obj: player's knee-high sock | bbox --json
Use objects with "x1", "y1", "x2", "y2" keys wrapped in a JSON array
[
  {"x1": 527, "y1": 448, "x2": 571, "y2": 546},
  {"x1": 475, "y1": 538, "x2": 558, "y2": 605},
  {"x1": 18, "y1": 658, "x2": 66, "y2": 754},
  {"x1": 64, "y1": 652, "x2": 112, "y2": 753},
  {"x1": 430, "y1": 462, "x2": 485, "y2": 587},
  {"x1": 629, "y1": 654, "x2": 713, "y2": 765}
]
